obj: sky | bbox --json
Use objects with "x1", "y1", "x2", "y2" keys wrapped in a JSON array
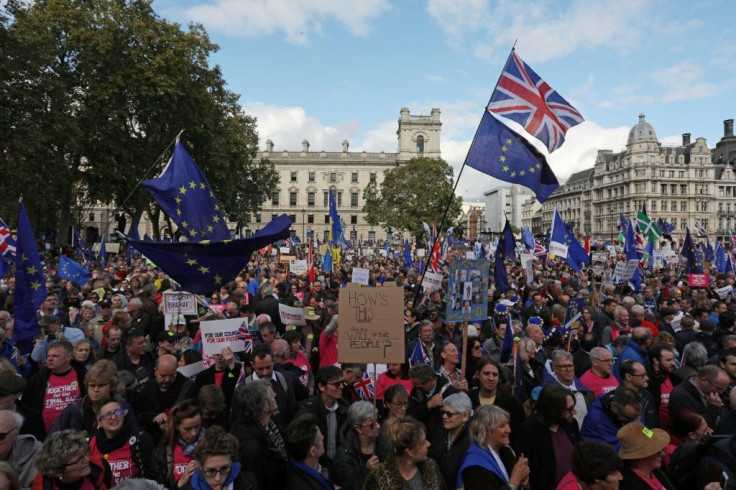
[{"x1": 154, "y1": 0, "x2": 736, "y2": 202}]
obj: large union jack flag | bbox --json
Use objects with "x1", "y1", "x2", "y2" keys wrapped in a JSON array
[
  {"x1": 487, "y1": 50, "x2": 584, "y2": 153},
  {"x1": 0, "y1": 218, "x2": 16, "y2": 257}
]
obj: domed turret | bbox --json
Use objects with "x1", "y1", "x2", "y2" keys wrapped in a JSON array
[{"x1": 627, "y1": 113, "x2": 658, "y2": 145}]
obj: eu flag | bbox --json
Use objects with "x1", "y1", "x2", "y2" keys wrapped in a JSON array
[
  {"x1": 501, "y1": 221, "x2": 516, "y2": 263},
  {"x1": 549, "y1": 208, "x2": 588, "y2": 273},
  {"x1": 58, "y1": 255, "x2": 92, "y2": 285},
  {"x1": 403, "y1": 240, "x2": 413, "y2": 267},
  {"x1": 98, "y1": 233, "x2": 107, "y2": 268},
  {"x1": 494, "y1": 233, "x2": 510, "y2": 293},
  {"x1": 124, "y1": 215, "x2": 291, "y2": 294},
  {"x1": 126, "y1": 220, "x2": 140, "y2": 266},
  {"x1": 681, "y1": 228, "x2": 702, "y2": 274},
  {"x1": 142, "y1": 140, "x2": 230, "y2": 242},
  {"x1": 521, "y1": 226, "x2": 534, "y2": 251},
  {"x1": 328, "y1": 188, "x2": 343, "y2": 246},
  {"x1": 13, "y1": 200, "x2": 47, "y2": 344},
  {"x1": 465, "y1": 111, "x2": 559, "y2": 203},
  {"x1": 72, "y1": 227, "x2": 93, "y2": 262}
]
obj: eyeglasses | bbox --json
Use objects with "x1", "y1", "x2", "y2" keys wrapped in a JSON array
[
  {"x1": 97, "y1": 408, "x2": 128, "y2": 421},
  {"x1": 203, "y1": 465, "x2": 232, "y2": 478},
  {"x1": 593, "y1": 358, "x2": 614, "y2": 363},
  {"x1": 554, "y1": 364, "x2": 574, "y2": 370},
  {"x1": 441, "y1": 410, "x2": 460, "y2": 418},
  {"x1": 389, "y1": 401, "x2": 408, "y2": 407},
  {"x1": 327, "y1": 380, "x2": 345, "y2": 387},
  {"x1": 629, "y1": 373, "x2": 648, "y2": 378},
  {"x1": 65, "y1": 453, "x2": 89, "y2": 468},
  {"x1": 0, "y1": 427, "x2": 18, "y2": 442},
  {"x1": 356, "y1": 420, "x2": 379, "y2": 429}
]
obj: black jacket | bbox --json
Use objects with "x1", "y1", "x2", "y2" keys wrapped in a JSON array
[
  {"x1": 285, "y1": 461, "x2": 335, "y2": 490},
  {"x1": 514, "y1": 417, "x2": 580, "y2": 490},
  {"x1": 645, "y1": 367, "x2": 682, "y2": 414},
  {"x1": 231, "y1": 418, "x2": 289, "y2": 490},
  {"x1": 669, "y1": 377, "x2": 723, "y2": 429},
  {"x1": 408, "y1": 375, "x2": 460, "y2": 441},
  {"x1": 334, "y1": 420, "x2": 388, "y2": 490},
  {"x1": 130, "y1": 372, "x2": 197, "y2": 439},
  {"x1": 429, "y1": 421, "x2": 471, "y2": 490},
  {"x1": 469, "y1": 387, "x2": 526, "y2": 445},
  {"x1": 254, "y1": 295, "x2": 285, "y2": 333},
  {"x1": 297, "y1": 395, "x2": 348, "y2": 472},
  {"x1": 195, "y1": 363, "x2": 241, "y2": 407},
  {"x1": 24, "y1": 363, "x2": 87, "y2": 416},
  {"x1": 620, "y1": 463, "x2": 675, "y2": 490}
]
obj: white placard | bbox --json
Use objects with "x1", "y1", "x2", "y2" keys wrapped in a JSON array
[
  {"x1": 717, "y1": 285, "x2": 733, "y2": 299},
  {"x1": 421, "y1": 271, "x2": 443, "y2": 291},
  {"x1": 163, "y1": 292, "x2": 198, "y2": 315},
  {"x1": 289, "y1": 259, "x2": 308, "y2": 275},
  {"x1": 379, "y1": 249, "x2": 387, "y2": 257},
  {"x1": 352, "y1": 267, "x2": 370, "y2": 285},
  {"x1": 416, "y1": 248, "x2": 426, "y2": 258},
  {"x1": 591, "y1": 252, "x2": 608, "y2": 263},
  {"x1": 280, "y1": 246, "x2": 290, "y2": 254},
  {"x1": 199, "y1": 318, "x2": 249, "y2": 356},
  {"x1": 549, "y1": 242, "x2": 568, "y2": 258},
  {"x1": 465, "y1": 251, "x2": 476, "y2": 259},
  {"x1": 177, "y1": 361, "x2": 205, "y2": 379},
  {"x1": 520, "y1": 253, "x2": 534, "y2": 283},
  {"x1": 278, "y1": 304, "x2": 307, "y2": 326}
]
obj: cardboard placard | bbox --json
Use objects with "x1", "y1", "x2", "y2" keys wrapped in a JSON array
[
  {"x1": 279, "y1": 254, "x2": 296, "y2": 264},
  {"x1": 688, "y1": 273, "x2": 709, "y2": 287},
  {"x1": 163, "y1": 292, "x2": 198, "y2": 315},
  {"x1": 421, "y1": 271, "x2": 443, "y2": 291},
  {"x1": 352, "y1": 267, "x2": 370, "y2": 285},
  {"x1": 279, "y1": 304, "x2": 306, "y2": 326},
  {"x1": 446, "y1": 259, "x2": 489, "y2": 322},
  {"x1": 199, "y1": 318, "x2": 249, "y2": 356},
  {"x1": 290, "y1": 259, "x2": 308, "y2": 275},
  {"x1": 716, "y1": 285, "x2": 733, "y2": 299},
  {"x1": 338, "y1": 283, "x2": 404, "y2": 363}
]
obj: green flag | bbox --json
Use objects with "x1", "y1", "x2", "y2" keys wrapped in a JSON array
[{"x1": 637, "y1": 210, "x2": 662, "y2": 243}]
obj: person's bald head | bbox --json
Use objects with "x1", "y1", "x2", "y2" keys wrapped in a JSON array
[
  {"x1": 271, "y1": 339, "x2": 289, "y2": 362},
  {"x1": 154, "y1": 354, "x2": 178, "y2": 391}
]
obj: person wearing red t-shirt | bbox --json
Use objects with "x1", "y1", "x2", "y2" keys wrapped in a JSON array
[
  {"x1": 580, "y1": 347, "x2": 620, "y2": 398},
  {"x1": 646, "y1": 343, "x2": 682, "y2": 431},
  {"x1": 319, "y1": 303, "x2": 339, "y2": 368},
  {"x1": 24, "y1": 340, "x2": 85, "y2": 434}
]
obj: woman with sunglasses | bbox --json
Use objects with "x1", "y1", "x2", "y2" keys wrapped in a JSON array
[
  {"x1": 431, "y1": 393, "x2": 473, "y2": 490},
  {"x1": 180, "y1": 426, "x2": 257, "y2": 490},
  {"x1": 150, "y1": 400, "x2": 205, "y2": 489},
  {"x1": 88, "y1": 399, "x2": 155, "y2": 486},
  {"x1": 334, "y1": 400, "x2": 386, "y2": 490},
  {"x1": 33, "y1": 429, "x2": 113, "y2": 489}
]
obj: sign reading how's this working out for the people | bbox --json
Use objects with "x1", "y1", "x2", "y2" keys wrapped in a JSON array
[
  {"x1": 445, "y1": 259, "x2": 489, "y2": 323},
  {"x1": 162, "y1": 292, "x2": 198, "y2": 315},
  {"x1": 338, "y1": 283, "x2": 404, "y2": 364}
]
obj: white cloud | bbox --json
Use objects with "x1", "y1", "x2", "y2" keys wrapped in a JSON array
[
  {"x1": 650, "y1": 61, "x2": 718, "y2": 102},
  {"x1": 179, "y1": 0, "x2": 391, "y2": 43},
  {"x1": 426, "y1": 74, "x2": 446, "y2": 83}
]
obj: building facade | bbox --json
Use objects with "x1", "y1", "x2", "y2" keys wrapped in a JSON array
[
  {"x1": 484, "y1": 185, "x2": 533, "y2": 233},
  {"x1": 541, "y1": 170, "x2": 593, "y2": 234}
]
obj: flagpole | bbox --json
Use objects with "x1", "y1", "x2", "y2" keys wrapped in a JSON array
[{"x1": 414, "y1": 46, "x2": 517, "y2": 304}]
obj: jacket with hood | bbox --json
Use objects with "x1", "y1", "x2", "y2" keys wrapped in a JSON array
[{"x1": 9, "y1": 433, "x2": 42, "y2": 489}]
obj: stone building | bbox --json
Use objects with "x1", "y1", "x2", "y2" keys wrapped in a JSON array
[{"x1": 541, "y1": 169, "x2": 593, "y2": 234}]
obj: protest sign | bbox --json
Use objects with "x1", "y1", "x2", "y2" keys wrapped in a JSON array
[
  {"x1": 716, "y1": 285, "x2": 733, "y2": 299},
  {"x1": 446, "y1": 259, "x2": 489, "y2": 322},
  {"x1": 279, "y1": 246, "x2": 290, "y2": 254},
  {"x1": 352, "y1": 267, "x2": 370, "y2": 285},
  {"x1": 199, "y1": 318, "x2": 250, "y2": 356},
  {"x1": 208, "y1": 303, "x2": 225, "y2": 313},
  {"x1": 591, "y1": 252, "x2": 608, "y2": 263},
  {"x1": 163, "y1": 292, "x2": 198, "y2": 315},
  {"x1": 289, "y1": 259, "x2": 308, "y2": 275},
  {"x1": 421, "y1": 271, "x2": 443, "y2": 291},
  {"x1": 520, "y1": 253, "x2": 534, "y2": 284},
  {"x1": 279, "y1": 254, "x2": 296, "y2": 264},
  {"x1": 177, "y1": 361, "x2": 204, "y2": 379},
  {"x1": 416, "y1": 248, "x2": 426, "y2": 257},
  {"x1": 688, "y1": 273, "x2": 709, "y2": 287},
  {"x1": 278, "y1": 304, "x2": 306, "y2": 327},
  {"x1": 338, "y1": 283, "x2": 404, "y2": 364},
  {"x1": 465, "y1": 251, "x2": 476, "y2": 259}
]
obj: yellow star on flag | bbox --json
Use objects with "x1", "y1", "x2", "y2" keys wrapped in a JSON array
[
  {"x1": 529, "y1": 167, "x2": 535, "y2": 173},
  {"x1": 207, "y1": 225, "x2": 214, "y2": 232},
  {"x1": 199, "y1": 182, "x2": 206, "y2": 190},
  {"x1": 212, "y1": 215, "x2": 220, "y2": 223},
  {"x1": 26, "y1": 265, "x2": 37, "y2": 275},
  {"x1": 502, "y1": 165, "x2": 509, "y2": 172},
  {"x1": 520, "y1": 170, "x2": 526, "y2": 176},
  {"x1": 189, "y1": 181, "x2": 196, "y2": 189},
  {"x1": 186, "y1": 258, "x2": 198, "y2": 266},
  {"x1": 31, "y1": 280, "x2": 41, "y2": 290},
  {"x1": 181, "y1": 221, "x2": 188, "y2": 228},
  {"x1": 189, "y1": 229, "x2": 197, "y2": 237},
  {"x1": 179, "y1": 186, "x2": 187, "y2": 195},
  {"x1": 175, "y1": 197, "x2": 182, "y2": 204},
  {"x1": 510, "y1": 171, "x2": 516, "y2": 178},
  {"x1": 213, "y1": 274, "x2": 223, "y2": 285},
  {"x1": 499, "y1": 155, "x2": 506, "y2": 162},
  {"x1": 198, "y1": 266, "x2": 210, "y2": 274}
]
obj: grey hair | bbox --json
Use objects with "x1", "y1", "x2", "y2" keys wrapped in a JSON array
[
  {"x1": 443, "y1": 392, "x2": 473, "y2": 416},
  {"x1": 409, "y1": 363, "x2": 435, "y2": 383},
  {"x1": 35, "y1": 430, "x2": 89, "y2": 475},
  {"x1": 128, "y1": 298, "x2": 143, "y2": 308},
  {"x1": 469, "y1": 405, "x2": 509, "y2": 446},
  {"x1": 551, "y1": 349, "x2": 573, "y2": 363},
  {"x1": 261, "y1": 282, "x2": 273, "y2": 296},
  {"x1": 347, "y1": 400, "x2": 375, "y2": 427},
  {"x1": 590, "y1": 346, "x2": 610, "y2": 360},
  {"x1": 518, "y1": 337, "x2": 536, "y2": 364},
  {"x1": 235, "y1": 379, "x2": 272, "y2": 420},
  {"x1": 614, "y1": 305, "x2": 629, "y2": 320},
  {"x1": 621, "y1": 296, "x2": 635, "y2": 307},
  {"x1": 682, "y1": 341, "x2": 708, "y2": 368},
  {"x1": 110, "y1": 478, "x2": 167, "y2": 489}
]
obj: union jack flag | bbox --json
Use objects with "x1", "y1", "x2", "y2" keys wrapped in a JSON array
[
  {"x1": 354, "y1": 371, "x2": 375, "y2": 401},
  {"x1": 430, "y1": 239, "x2": 443, "y2": 273},
  {"x1": 488, "y1": 50, "x2": 584, "y2": 153},
  {"x1": 236, "y1": 323, "x2": 254, "y2": 353},
  {"x1": 694, "y1": 220, "x2": 707, "y2": 237},
  {"x1": 0, "y1": 218, "x2": 16, "y2": 257},
  {"x1": 533, "y1": 241, "x2": 547, "y2": 258}
]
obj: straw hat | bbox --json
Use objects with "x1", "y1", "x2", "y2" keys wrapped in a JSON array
[
  {"x1": 304, "y1": 307, "x2": 321, "y2": 321},
  {"x1": 617, "y1": 421, "x2": 670, "y2": 460}
]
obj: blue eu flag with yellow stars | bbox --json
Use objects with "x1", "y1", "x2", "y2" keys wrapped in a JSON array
[
  {"x1": 58, "y1": 255, "x2": 92, "y2": 285},
  {"x1": 124, "y1": 215, "x2": 292, "y2": 294},
  {"x1": 465, "y1": 111, "x2": 559, "y2": 203},
  {"x1": 549, "y1": 208, "x2": 588, "y2": 273},
  {"x1": 143, "y1": 140, "x2": 230, "y2": 241},
  {"x1": 681, "y1": 228, "x2": 702, "y2": 274},
  {"x1": 13, "y1": 199, "x2": 47, "y2": 344}
]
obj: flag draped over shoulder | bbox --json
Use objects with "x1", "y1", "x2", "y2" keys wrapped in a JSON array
[
  {"x1": 13, "y1": 200, "x2": 47, "y2": 344},
  {"x1": 124, "y1": 215, "x2": 291, "y2": 294},
  {"x1": 487, "y1": 50, "x2": 584, "y2": 153},
  {"x1": 142, "y1": 140, "x2": 230, "y2": 242},
  {"x1": 465, "y1": 111, "x2": 559, "y2": 203},
  {"x1": 549, "y1": 208, "x2": 588, "y2": 273},
  {"x1": 58, "y1": 256, "x2": 92, "y2": 285}
]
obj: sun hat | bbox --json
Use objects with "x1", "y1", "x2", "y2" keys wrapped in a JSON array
[{"x1": 617, "y1": 421, "x2": 670, "y2": 460}]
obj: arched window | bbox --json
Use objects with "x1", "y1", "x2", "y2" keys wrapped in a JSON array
[{"x1": 416, "y1": 135, "x2": 424, "y2": 153}]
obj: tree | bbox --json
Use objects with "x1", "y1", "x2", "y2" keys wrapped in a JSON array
[
  {"x1": 362, "y1": 157, "x2": 462, "y2": 245},
  {"x1": 0, "y1": 0, "x2": 278, "y2": 241}
]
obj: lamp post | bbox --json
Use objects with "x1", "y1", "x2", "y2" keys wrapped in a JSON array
[{"x1": 301, "y1": 208, "x2": 306, "y2": 241}]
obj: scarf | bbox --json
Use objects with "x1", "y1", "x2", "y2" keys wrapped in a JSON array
[
  {"x1": 190, "y1": 462, "x2": 241, "y2": 490},
  {"x1": 179, "y1": 428, "x2": 206, "y2": 457},
  {"x1": 289, "y1": 458, "x2": 331, "y2": 490}
]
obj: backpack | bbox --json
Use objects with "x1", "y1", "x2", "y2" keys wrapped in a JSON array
[{"x1": 669, "y1": 433, "x2": 730, "y2": 488}]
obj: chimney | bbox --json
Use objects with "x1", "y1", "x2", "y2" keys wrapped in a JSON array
[
  {"x1": 265, "y1": 139, "x2": 274, "y2": 152},
  {"x1": 682, "y1": 133, "x2": 691, "y2": 146},
  {"x1": 725, "y1": 119, "x2": 734, "y2": 138},
  {"x1": 342, "y1": 140, "x2": 349, "y2": 152},
  {"x1": 301, "y1": 139, "x2": 310, "y2": 152}
]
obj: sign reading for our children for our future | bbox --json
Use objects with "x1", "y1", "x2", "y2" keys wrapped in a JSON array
[
  {"x1": 338, "y1": 283, "x2": 404, "y2": 364},
  {"x1": 199, "y1": 318, "x2": 249, "y2": 356}
]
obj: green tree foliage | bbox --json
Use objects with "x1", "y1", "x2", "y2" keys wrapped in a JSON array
[
  {"x1": 0, "y1": 0, "x2": 277, "y2": 241},
  {"x1": 362, "y1": 157, "x2": 462, "y2": 245}
]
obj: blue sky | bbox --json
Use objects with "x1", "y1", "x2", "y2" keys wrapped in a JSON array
[{"x1": 155, "y1": 0, "x2": 736, "y2": 201}]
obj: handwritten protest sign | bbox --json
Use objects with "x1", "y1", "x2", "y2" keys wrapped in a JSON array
[
  {"x1": 279, "y1": 254, "x2": 296, "y2": 264},
  {"x1": 163, "y1": 292, "x2": 198, "y2": 315},
  {"x1": 290, "y1": 260, "x2": 308, "y2": 275},
  {"x1": 279, "y1": 304, "x2": 306, "y2": 326},
  {"x1": 199, "y1": 318, "x2": 249, "y2": 356},
  {"x1": 446, "y1": 259, "x2": 489, "y2": 322},
  {"x1": 352, "y1": 267, "x2": 370, "y2": 285},
  {"x1": 421, "y1": 271, "x2": 443, "y2": 291},
  {"x1": 338, "y1": 283, "x2": 404, "y2": 363}
]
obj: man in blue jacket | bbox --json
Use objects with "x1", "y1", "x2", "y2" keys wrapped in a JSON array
[{"x1": 580, "y1": 386, "x2": 643, "y2": 449}]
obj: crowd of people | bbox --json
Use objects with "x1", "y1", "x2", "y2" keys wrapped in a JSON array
[{"x1": 0, "y1": 245, "x2": 736, "y2": 489}]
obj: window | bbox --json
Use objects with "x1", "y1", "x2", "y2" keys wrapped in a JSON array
[
  {"x1": 351, "y1": 215, "x2": 358, "y2": 224},
  {"x1": 255, "y1": 214, "x2": 261, "y2": 223},
  {"x1": 307, "y1": 215, "x2": 314, "y2": 224},
  {"x1": 370, "y1": 173, "x2": 376, "y2": 183},
  {"x1": 337, "y1": 192, "x2": 342, "y2": 206},
  {"x1": 351, "y1": 172, "x2": 358, "y2": 183},
  {"x1": 89, "y1": 213, "x2": 95, "y2": 221},
  {"x1": 330, "y1": 172, "x2": 336, "y2": 182},
  {"x1": 324, "y1": 192, "x2": 329, "y2": 207},
  {"x1": 671, "y1": 201, "x2": 676, "y2": 211},
  {"x1": 416, "y1": 135, "x2": 424, "y2": 153},
  {"x1": 308, "y1": 192, "x2": 315, "y2": 206},
  {"x1": 368, "y1": 231, "x2": 376, "y2": 241},
  {"x1": 289, "y1": 214, "x2": 296, "y2": 223},
  {"x1": 680, "y1": 218, "x2": 687, "y2": 229},
  {"x1": 324, "y1": 215, "x2": 330, "y2": 224},
  {"x1": 351, "y1": 192, "x2": 359, "y2": 207},
  {"x1": 680, "y1": 202, "x2": 687, "y2": 212},
  {"x1": 272, "y1": 192, "x2": 279, "y2": 205},
  {"x1": 323, "y1": 230, "x2": 330, "y2": 241},
  {"x1": 290, "y1": 192, "x2": 297, "y2": 206},
  {"x1": 651, "y1": 201, "x2": 656, "y2": 211},
  {"x1": 662, "y1": 201, "x2": 667, "y2": 211},
  {"x1": 308, "y1": 172, "x2": 315, "y2": 182},
  {"x1": 272, "y1": 214, "x2": 278, "y2": 221},
  {"x1": 680, "y1": 184, "x2": 686, "y2": 194},
  {"x1": 290, "y1": 172, "x2": 297, "y2": 182}
]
